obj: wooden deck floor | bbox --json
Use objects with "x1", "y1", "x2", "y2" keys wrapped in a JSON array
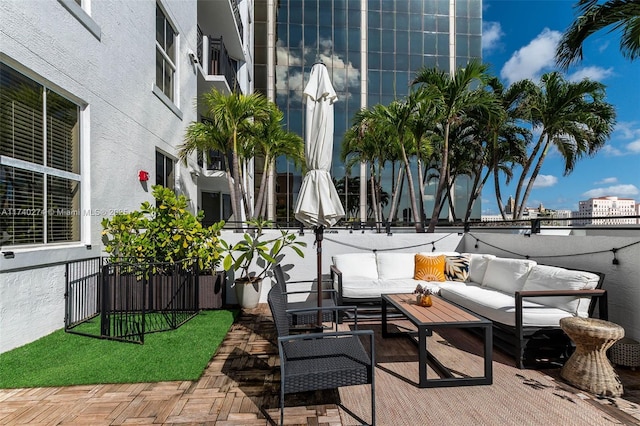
[{"x1": 1, "y1": 304, "x2": 639, "y2": 425}]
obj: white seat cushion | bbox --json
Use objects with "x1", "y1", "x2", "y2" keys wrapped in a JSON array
[
  {"x1": 482, "y1": 258, "x2": 537, "y2": 294},
  {"x1": 521, "y1": 265, "x2": 601, "y2": 315},
  {"x1": 440, "y1": 285, "x2": 574, "y2": 327},
  {"x1": 376, "y1": 252, "x2": 416, "y2": 280},
  {"x1": 337, "y1": 278, "x2": 465, "y2": 300},
  {"x1": 332, "y1": 253, "x2": 378, "y2": 280},
  {"x1": 335, "y1": 279, "x2": 381, "y2": 299}
]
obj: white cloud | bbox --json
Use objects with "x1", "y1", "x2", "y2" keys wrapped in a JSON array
[
  {"x1": 275, "y1": 40, "x2": 360, "y2": 99},
  {"x1": 595, "y1": 177, "x2": 618, "y2": 185},
  {"x1": 615, "y1": 121, "x2": 640, "y2": 139},
  {"x1": 598, "y1": 40, "x2": 610, "y2": 53},
  {"x1": 567, "y1": 66, "x2": 614, "y2": 82},
  {"x1": 500, "y1": 28, "x2": 562, "y2": 85},
  {"x1": 482, "y1": 22, "x2": 503, "y2": 52},
  {"x1": 602, "y1": 145, "x2": 624, "y2": 156},
  {"x1": 582, "y1": 184, "x2": 639, "y2": 198},
  {"x1": 627, "y1": 139, "x2": 640, "y2": 153},
  {"x1": 532, "y1": 174, "x2": 558, "y2": 188}
]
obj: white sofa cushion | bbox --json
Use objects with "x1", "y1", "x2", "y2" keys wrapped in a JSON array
[
  {"x1": 332, "y1": 253, "x2": 378, "y2": 280},
  {"x1": 482, "y1": 258, "x2": 537, "y2": 294},
  {"x1": 465, "y1": 253, "x2": 496, "y2": 284},
  {"x1": 521, "y1": 265, "x2": 601, "y2": 316},
  {"x1": 376, "y1": 252, "x2": 416, "y2": 280},
  {"x1": 337, "y1": 279, "x2": 381, "y2": 299},
  {"x1": 440, "y1": 285, "x2": 574, "y2": 327}
]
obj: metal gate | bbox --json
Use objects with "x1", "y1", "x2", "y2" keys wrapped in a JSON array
[{"x1": 65, "y1": 258, "x2": 199, "y2": 344}]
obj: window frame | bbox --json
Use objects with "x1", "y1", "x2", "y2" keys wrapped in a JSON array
[
  {"x1": 154, "y1": 1, "x2": 181, "y2": 118},
  {"x1": 155, "y1": 150, "x2": 175, "y2": 192},
  {"x1": 1, "y1": 62, "x2": 83, "y2": 248},
  {"x1": 57, "y1": 0, "x2": 101, "y2": 40}
]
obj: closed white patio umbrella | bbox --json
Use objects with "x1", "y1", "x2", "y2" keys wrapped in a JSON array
[{"x1": 294, "y1": 62, "x2": 345, "y2": 326}]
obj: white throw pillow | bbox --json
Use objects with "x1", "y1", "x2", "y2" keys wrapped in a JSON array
[
  {"x1": 464, "y1": 253, "x2": 496, "y2": 284},
  {"x1": 521, "y1": 265, "x2": 601, "y2": 315},
  {"x1": 482, "y1": 258, "x2": 537, "y2": 294},
  {"x1": 376, "y1": 252, "x2": 415, "y2": 280},
  {"x1": 332, "y1": 253, "x2": 378, "y2": 280}
]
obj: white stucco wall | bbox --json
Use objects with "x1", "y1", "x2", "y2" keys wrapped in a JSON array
[
  {"x1": 0, "y1": 0, "x2": 201, "y2": 352},
  {"x1": 0, "y1": 266, "x2": 66, "y2": 353},
  {"x1": 219, "y1": 229, "x2": 464, "y2": 305}
]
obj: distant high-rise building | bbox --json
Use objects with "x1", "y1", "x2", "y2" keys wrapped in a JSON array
[
  {"x1": 256, "y1": 0, "x2": 483, "y2": 224},
  {"x1": 573, "y1": 196, "x2": 637, "y2": 225}
]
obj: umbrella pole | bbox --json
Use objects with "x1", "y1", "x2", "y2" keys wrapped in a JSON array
[{"x1": 315, "y1": 225, "x2": 324, "y2": 328}]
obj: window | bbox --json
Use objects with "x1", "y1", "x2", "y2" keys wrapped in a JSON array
[
  {"x1": 0, "y1": 63, "x2": 81, "y2": 246},
  {"x1": 155, "y1": 151, "x2": 175, "y2": 191},
  {"x1": 58, "y1": 0, "x2": 101, "y2": 40},
  {"x1": 156, "y1": 4, "x2": 176, "y2": 102}
]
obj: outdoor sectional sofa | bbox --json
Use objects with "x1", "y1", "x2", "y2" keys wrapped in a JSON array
[{"x1": 330, "y1": 251, "x2": 608, "y2": 368}]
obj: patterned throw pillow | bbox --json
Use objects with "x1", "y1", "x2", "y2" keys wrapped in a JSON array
[
  {"x1": 445, "y1": 255, "x2": 470, "y2": 282},
  {"x1": 414, "y1": 254, "x2": 446, "y2": 282}
]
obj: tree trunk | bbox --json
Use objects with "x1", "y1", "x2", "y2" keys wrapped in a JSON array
[
  {"x1": 427, "y1": 122, "x2": 450, "y2": 232},
  {"x1": 513, "y1": 134, "x2": 544, "y2": 219},
  {"x1": 369, "y1": 165, "x2": 379, "y2": 229},
  {"x1": 254, "y1": 155, "x2": 271, "y2": 219},
  {"x1": 464, "y1": 167, "x2": 490, "y2": 223},
  {"x1": 399, "y1": 142, "x2": 422, "y2": 232},
  {"x1": 231, "y1": 130, "x2": 245, "y2": 226},
  {"x1": 519, "y1": 140, "x2": 551, "y2": 218},
  {"x1": 387, "y1": 166, "x2": 404, "y2": 224}
]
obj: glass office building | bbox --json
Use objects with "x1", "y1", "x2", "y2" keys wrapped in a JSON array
[{"x1": 255, "y1": 0, "x2": 482, "y2": 225}]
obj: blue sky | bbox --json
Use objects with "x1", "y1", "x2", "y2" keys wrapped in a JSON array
[{"x1": 481, "y1": 0, "x2": 640, "y2": 214}]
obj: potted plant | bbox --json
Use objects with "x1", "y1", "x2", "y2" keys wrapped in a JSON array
[
  {"x1": 413, "y1": 284, "x2": 434, "y2": 307},
  {"x1": 221, "y1": 218, "x2": 306, "y2": 308},
  {"x1": 101, "y1": 185, "x2": 226, "y2": 307}
]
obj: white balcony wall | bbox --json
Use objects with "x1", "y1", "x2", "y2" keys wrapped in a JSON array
[{"x1": 219, "y1": 229, "x2": 640, "y2": 345}]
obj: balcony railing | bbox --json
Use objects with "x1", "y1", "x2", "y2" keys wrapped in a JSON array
[
  {"x1": 209, "y1": 36, "x2": 238, "y2": 91},
  {"x1": 197, "y1": 30, "x2": 238, "y2": 91},
  {"x1": 231, "y1": 0, "x2": 243, "y2": 42}
]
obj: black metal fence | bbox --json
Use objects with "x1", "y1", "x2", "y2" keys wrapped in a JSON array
[{"x1": 65, "y1": 258, "x2": 202, "y2": 344}]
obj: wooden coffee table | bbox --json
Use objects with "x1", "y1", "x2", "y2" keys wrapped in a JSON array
[{"x1": 381, "y1": 293, "x2": 493, "y2": 388}]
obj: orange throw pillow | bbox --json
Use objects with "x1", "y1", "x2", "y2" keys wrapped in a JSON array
[{"x1": 414, "y1": 254, "x2": 446, "y2": 282}]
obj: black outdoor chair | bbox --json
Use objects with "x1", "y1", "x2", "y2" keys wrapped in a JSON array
[
  {"x1": 267, "y1": 285, "x2": 376, "y2": 425},
  {"x1": 273, "y1": 264, "x2": 339, "y2": 329}
]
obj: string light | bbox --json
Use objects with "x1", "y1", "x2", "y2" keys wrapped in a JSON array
[
  {"x1": 431, "y1": 242, "x2": 436, "y2": 252},
  {"x1": 612, "y1": 249, "x2": 619, "y2": 265},
  {"x1": 466, "y1": 232, "x2": 638, "y2": 262}
]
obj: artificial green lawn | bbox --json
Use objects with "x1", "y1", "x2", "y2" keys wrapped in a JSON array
[{"x1": 0, "y1": 309, "x2": 238, "y2": 389}]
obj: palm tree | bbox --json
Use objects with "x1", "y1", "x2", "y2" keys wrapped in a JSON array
[
  {"x1": 511, "y1": 72, "x2": 616, "y2": 219},
  {"x1": 179, "y1": 89, "x2": 269, "y2": 223},
  {"x1": 374, "y1": 99, "x2": 424, "y2": 231},
  {"x1": 250, "y1": 103, "x2": 304, "y2": 219},
  {"x1": 556, "y1": 0, "x2": 640, "y2": 69},
  {"x1": 412, "y1": 60, "x2": 497, "y2": 232},
  {"x1": 342, "y1": 107, "x2": 395, "y2": 228},
  {"x1": 483, "y1": 78, "x2": 532, "y2": 220},
  {"x1": 406, "y1": 88, "x2": 437, "y2": 226}
]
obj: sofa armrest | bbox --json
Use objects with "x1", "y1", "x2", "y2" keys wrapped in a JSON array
[
  {"x1": 286, "y1": 304, "x2": 360, "y2": 330},
  {"x1": 330, "y1": 264, "x2": 344, "y2": 305},
  {"x1": 283, "y1": 288, "x2": 338, "y2": 303},
  {"x1": 514, "y1": 289, "x2": 608, "y2": 340},
  {"x1": 516, "y1": 289, "x2": 608, "y2": 320}
]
